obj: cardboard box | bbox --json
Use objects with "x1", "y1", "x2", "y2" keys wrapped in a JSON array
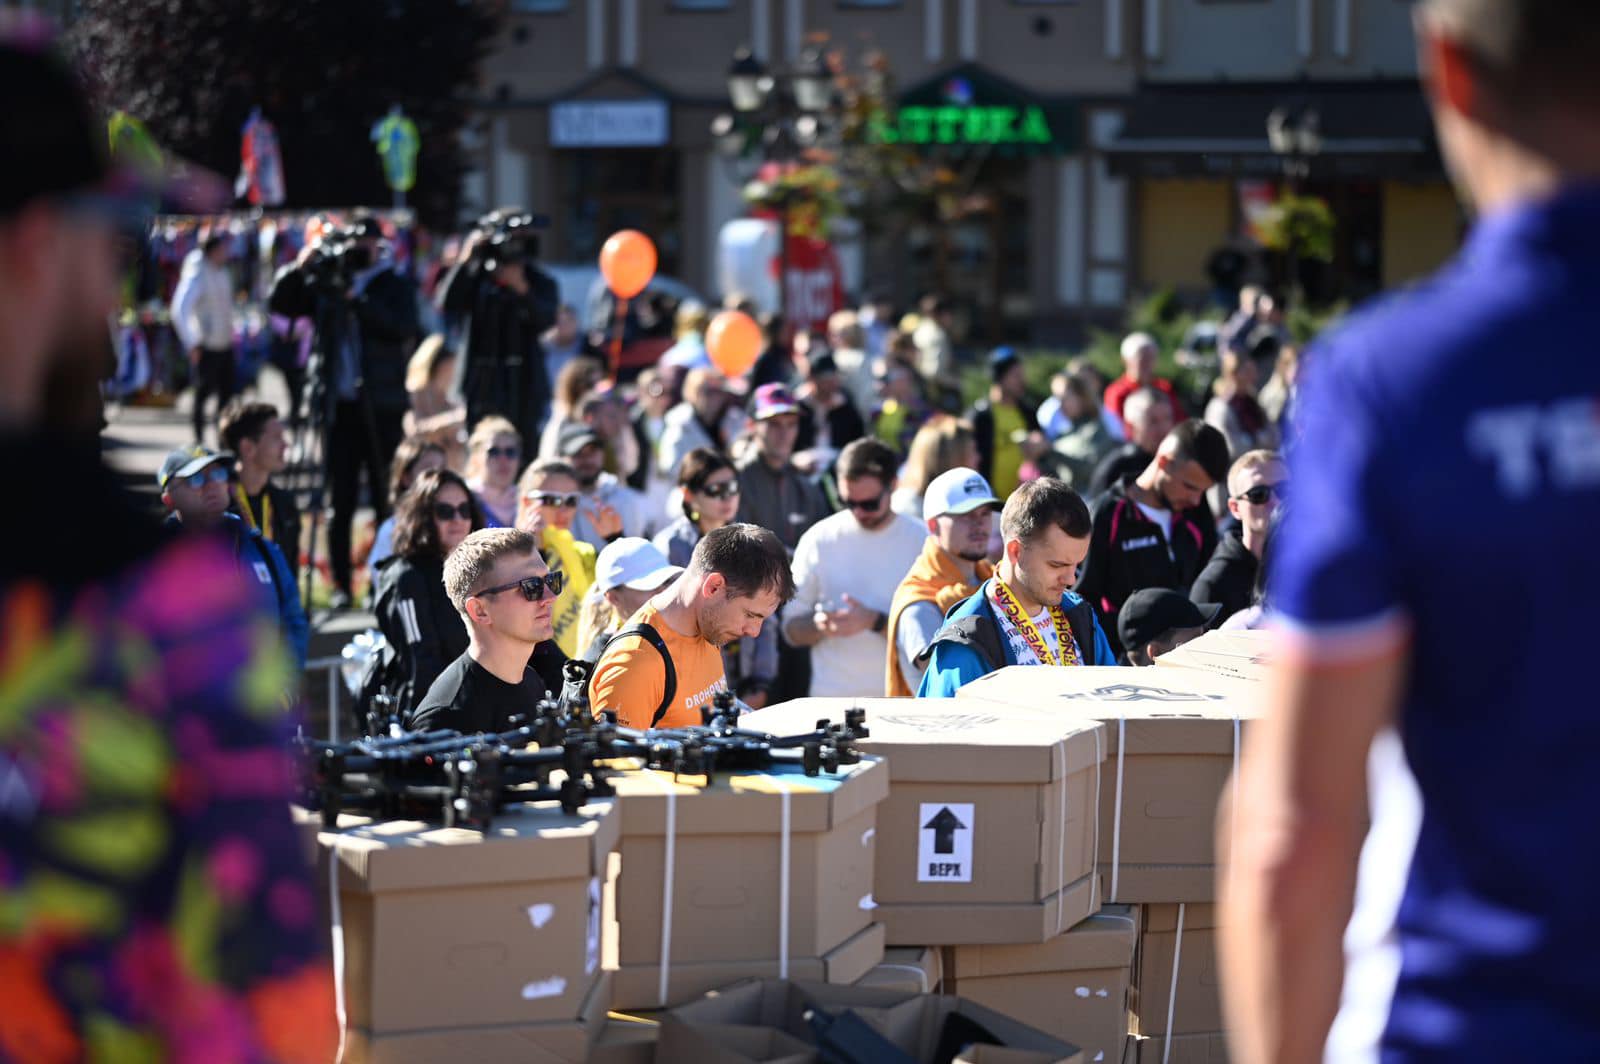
[
  {"x1": 1154, "y1": 630, "x2": 1272, "y2": 684},
  {"x1": 660, "y1": 978, "x2": 1084, "y2": 1063},
  {"x1": 322, "y1": 800, "x2": 617, "y2": 1035},
  {"x1": 589, "y1": 1017, "x2": 660, "y2": 1064},
  {"x1": 607, "y1": 758, "x2": 889, "y2": 1009},
  {"x1": 1128, "y1": 1032, "x2": 1229, "y2": 1064},
  {"x1": 947, "y1": 906, "x2": 1139, "y2": 1064},
  {"x1": 744, "y1": 698, "x2": 1106, "y2": 945},
  {"x1": 1134, "y1": 904, "x2": 1220, "y2": 1038},
  {"x1": 343, "y1": 969, "x2": 611, "y2": 1063},
  {"x1": 953, "y1": 668, "x2": 1259, "y2": 904},
  {"x1": 857, "y1": 945, "x2": 944, "y2": 995}
]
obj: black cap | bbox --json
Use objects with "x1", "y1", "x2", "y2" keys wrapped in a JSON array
[
  {"x1": 1117, "y1": 589, "x2": 1221, "y2": 653},
  {"x1": 0, "y1": 21, "x2": 225, "y2": 220}
]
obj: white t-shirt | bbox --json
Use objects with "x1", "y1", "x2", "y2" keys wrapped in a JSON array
[
  {"x1": 1133, "y1": 498, "x2": 1175, "y2": 561},
  {"x1": 896, "y1": 599, "x2": 946, "y2": 692},
  {"x1": 783, "y1": 510, "x2": 927, "y2": 698},
  {"x1": 986, "y1": 581, "x2": 1084, "y2": 667}
]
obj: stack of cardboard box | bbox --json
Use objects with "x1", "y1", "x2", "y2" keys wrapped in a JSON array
[
  {"x1": 955, "y1": 663, "x2": 1264, "y2": 1063},
  {"x1": 605, "y1": 756, "x2": 890, "y2": 1009},
  {"x1": 318, "y1": 800, "x2": 618, "y2": 1064}
]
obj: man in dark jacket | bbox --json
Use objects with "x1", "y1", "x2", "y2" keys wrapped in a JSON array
[
  {"x1": 159, "y1": 444, "x2": 308, "y2": 670},
  {"x1": 437, "y1": 214, "x2": 561, "y2": 442},
  {"x1": 919, "y1": 478, "x2": 1116, "y2": 697},
  {"x1": 1191, "y1": 449, "x2": 1285, "y2": 623},
  {"x1": 268, "y1": 215, "x2": 418, "y2": 607},
  {"x1": 1087, "y1": 385, "x2": 1177, "y2": 498},
  {"x1": 1076, "y1": 420, "x2": 1229, "y2": 659},
  {"x1": 967, "y1": 346, "x2": 1045, "y2": 500}
]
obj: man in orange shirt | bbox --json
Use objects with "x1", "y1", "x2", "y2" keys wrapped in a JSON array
[{"x1": 588, "y1": 523, "x2": 794, "y2": 729}]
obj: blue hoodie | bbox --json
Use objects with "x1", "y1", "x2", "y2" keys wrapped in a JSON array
[
  {"x1": 916, "y1": 578, "x2": 1117, "y2": 697},
  {"x1": 165, "y1": 512, "x2": 308, "y2": 669}
]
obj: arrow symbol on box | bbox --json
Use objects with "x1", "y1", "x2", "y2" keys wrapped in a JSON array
[{"x1": 923, "y1": 806, "x2": 967, "y2": 854}]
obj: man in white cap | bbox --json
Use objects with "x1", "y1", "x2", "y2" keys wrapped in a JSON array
[
  {"x1": 884, "y1": 467, "x2": 1000, "y2": 696},
  {"x1": 579, "y1": 537, "x2": 683, "y2": 662}
]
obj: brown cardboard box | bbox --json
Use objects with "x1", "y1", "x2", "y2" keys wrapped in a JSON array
[
  {"x1": 590, "y1": 1017, "x2": 660, "y2": 1064},
  {"x1": 1134, "y1": 904, "x2": 1220, "y2": 1038},
  {"x1": 947, "y1": 906, "x2": 1139, "y2": 1064},
  {"x1": 607, "y1": 758, "x2": 889, "y2": 1009},
  {"x1": 743, "y1": 698, "x2": 1106, "y2": 945},
  {"x1": 342, "y1": 969, "x2": 611, "y2": 1063},
  {"x1": 1154, "y1": 630, "x2": 1272, "y2": 684},
  {"x1": 660, "y1": 978, "x2": 1084, "y2": 1063},
  {"x1": 1129, "y1": 1031, "x2": 1229, "y2": 1063},
  {"x1": 322, "y1": 799, "x2": 617, "y2": 1035},
  {"x1": 954, "y1": 667, "x2": 1259, "y2": 904},
  {"x1": 856, "y1": 945, "x2": 944, "y2": 995}
]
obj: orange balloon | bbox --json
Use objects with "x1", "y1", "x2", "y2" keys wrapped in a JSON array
[
  {"x1": 705, "y1": 310, "x2": 762, "y2": 379},
  {"x1": 599, "y1": 229, "x2": 657, "y2": 299}
]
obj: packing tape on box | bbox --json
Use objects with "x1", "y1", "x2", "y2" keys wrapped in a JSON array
[
  {"x1": 1110, "y1": 714, "x2": 1126, "y2": 902},
  {"x1": 776, "y1": 775, "x2": 792, "y2": 980},
  {"x1": 655, "y1": 775, "x2": 678, "y2": 1008},
  {"x1": 1162, "y1": 902, "x2": 1187, "y2": 1064},
  {"x1": 328, "y1": 839, "x2": 350, "y2": 1063}
]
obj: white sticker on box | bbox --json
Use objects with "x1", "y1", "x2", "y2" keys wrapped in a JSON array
[
  {"x1": 526, "y1": 903, "x2": 555, "y2": 929},
  {"x1": 585, "y1": 876, "x2": 601, "y2": 976},
  {"x1": 521, "y1": 976, "x2": 567, "y2": 1000},
  {"x1": 917, "y1": 802, "x2": 974, "y2": 883}
]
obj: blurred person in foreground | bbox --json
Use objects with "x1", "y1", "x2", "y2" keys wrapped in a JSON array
[
  {"x1": 1222, "y1": 2, "x2": 1600, "y2": 1060},
  {"x1": 0, "y1": 28, "x2": 334, "y2": 1060}
]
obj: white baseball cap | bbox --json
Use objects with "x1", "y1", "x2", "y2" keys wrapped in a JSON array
[
  {"x1": 923, "y1": 467, "x2": 1002, "y2": 521},
  {"x1": 595, "y1": 537, "x2": 683, "y2": 594}
]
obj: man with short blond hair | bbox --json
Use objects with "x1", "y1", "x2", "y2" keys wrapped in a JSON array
[
  {"x1": 413, "y1": 527, "x2": 561, "y2": 732},
  {"x1": 1191, "y1": 449, "x2": 1285, "y2": 624}
]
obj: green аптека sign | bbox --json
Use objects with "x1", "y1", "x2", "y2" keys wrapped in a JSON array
[{"x1": 873, "y1": 105, "x2": 1055, "y2": 147}]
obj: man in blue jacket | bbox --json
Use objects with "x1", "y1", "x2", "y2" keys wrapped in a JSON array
[
  {"x1": 918, "y1": 477, "x2": 1116, "y2": 696},
  {"x1": 159, "y1": 444, "x2": 309, "y2": 669}
]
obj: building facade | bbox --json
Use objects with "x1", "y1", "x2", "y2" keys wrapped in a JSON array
[{"x1": 471, "y1": 0, "x2": 1458, "y2": 342}]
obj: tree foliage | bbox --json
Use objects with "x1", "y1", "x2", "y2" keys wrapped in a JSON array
[{"x1": 70, "y1": 0, "x2": 503, "y2": 228}]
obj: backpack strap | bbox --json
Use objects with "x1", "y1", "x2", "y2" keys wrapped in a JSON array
[{"x1": 604, "y1": 622, "x2": 678, "y2": 728}]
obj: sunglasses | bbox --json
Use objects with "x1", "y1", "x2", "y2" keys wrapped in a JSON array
[
  {"x1": 1233, "y1": 482, "x2": 1286, "y2": 506},
  {"x1": 841, "y1": 491, "x2": 887, "y2": 512},
  {"x1": 487, "y1": 445, "x2": 520, "y2": 460},
  {"x1": 532, "y1": 492, "x2": 580, "y2": 509},
  {"x1": 699, "y1": 481, "x2": 741, "y2": 501},
  {"x1": 433, "y1": 502, "x2": 473, "y2": 522},
  {"x1": 474, "y1": 570, "x2": 565, "y2": 603},
  {"x1": 177, "y1": 465, "x2": 230, "y2": 490}
]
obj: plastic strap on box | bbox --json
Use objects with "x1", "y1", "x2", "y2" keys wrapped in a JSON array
[
  {"x1": 1162, "y1": 902, "x2": 1186, "y2": 1064},
  {"x1": 1091, "y1": 726, "x2": 1103, "y2": 912},
  {"x1": 777, "y1": 777, "x2": 792, "y2": 980},
  {"x1": 1110, "y1": 714, "x2": 1127, "y2": 902},
  {"x1": 1230, "y1": 714, "x2": 1241, "y2": 891},
  {"x1": 656, "y1": 778, "x2": 678, "y2": 1008},
  {"x1": 1057, "y1": 742, "x2": 1069, "y2": 934},
  {"x1": 328, "y1": 843, "x2": 349, "y2": 1063}
]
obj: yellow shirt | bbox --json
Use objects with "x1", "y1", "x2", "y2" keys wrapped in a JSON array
[
  {"x1": 589, "y1": 602, "x2": 728, "y2": 729},
  {"x1": 991, "y1": 403, "x2": 1027, "y2": 499},
  {"x1": 542, "y1": 526, "x2": 596, "y2": 658}
]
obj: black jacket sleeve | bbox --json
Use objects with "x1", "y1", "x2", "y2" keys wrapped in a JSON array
[
  {"x1": 1075, "y1": 496, "x2": 1117, "y2": 633},
  {"x1": 376, "y1": 561, "x2": 457, "y2": 717},
  {"x1": 267, "y1": 263, "x2": 313, "y2": 321},
  {"x1": 969, "y1": 403, "x2": 996, "y2": 481},
  {"x1": 354, "y1": 270, "x2": 421, "y2": 342}
]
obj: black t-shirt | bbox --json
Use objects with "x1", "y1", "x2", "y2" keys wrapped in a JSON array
[{"x1": 409, "y1": 652, "x2": 550, "y2": 734}]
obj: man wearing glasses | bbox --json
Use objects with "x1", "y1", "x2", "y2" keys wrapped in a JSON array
[
  {"x1": 1192, "y1": 449, "x2": 1286, "y2": 624},
  {"x1": 782, "y1": 438, "x2": 927, "y2": 697},
  {"x1": 159, "y1": 443, "x2": 308, "y2": 669},
  {"x1": 412, "y1": 527, "x2": 562, "y2": 733},
  {"x1": 517, "y1": 457, "x2": 596, "y2": 658}
]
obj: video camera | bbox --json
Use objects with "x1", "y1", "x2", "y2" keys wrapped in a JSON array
[
  {"x1": 468, "y1": 209, "x2": 549, "y2": 272},
  {"x1": 301, "y1": 223, "x2": 379, "y2": 291}
]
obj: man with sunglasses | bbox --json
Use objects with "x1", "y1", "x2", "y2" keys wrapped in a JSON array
[
  {"x1": 1076, "y1": 419, "x2": 1230, "y2": 659},
  {"x1": 1192, "y1": 449, "x2": 1285, "y2": 624},
  {"x1": 412, "y1": 527, "x2": 561, "y2": 733},
  {"x1": 782, "y1": 438, "x2": 926, "y2": 697},
  {"x1": 561, "y1": 421, "x2": 648, "y2": 550},
  {"x1": 159, "y1": 443, "x2": 308, "y2": 670},
  {"x1": 517, "y1": 457, "x2": 596, "y2": 658}
]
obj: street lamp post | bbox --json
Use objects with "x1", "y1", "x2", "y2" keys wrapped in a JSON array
[
  {"x1": 711, "y1": 45, "x2": 837, "y2": 323},
  {"x1": 1266, "y1": 104, "x2": 1323, "y2": 304}
]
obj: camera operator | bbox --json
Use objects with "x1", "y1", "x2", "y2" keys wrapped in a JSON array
[
  {"x1": 435, "y1": 209, "x2": 561, "y2": 445},
  {"x1": 269, "y1": 215, "x2": 419, "y2": 608}
]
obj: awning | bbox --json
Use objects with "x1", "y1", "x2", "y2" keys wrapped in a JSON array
[
  {"x1": 1102, "y1": 81, "x2": 1440, "y2": 180},
  {"x1": 881, "y1": 62, "x2": 1080, "y2": 157}
]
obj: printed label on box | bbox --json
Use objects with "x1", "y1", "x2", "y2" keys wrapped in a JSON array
[{"x1": 917, "y1": 801, "x2": 974, "y2": 883}]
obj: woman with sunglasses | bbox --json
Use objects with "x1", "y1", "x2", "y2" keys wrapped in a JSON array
[
  {"x1": 515, "y1": 458, "x2": 596, "y2": 658},
  {"x1": 652, "y1": 447, "x2": 741, "y2": 568},
  {"x1": 464, "y1": 415, "x2": 523, "y2": 528},
  {"x1": 373, "y1": 469, "x2": 483, "y2": 721}
]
